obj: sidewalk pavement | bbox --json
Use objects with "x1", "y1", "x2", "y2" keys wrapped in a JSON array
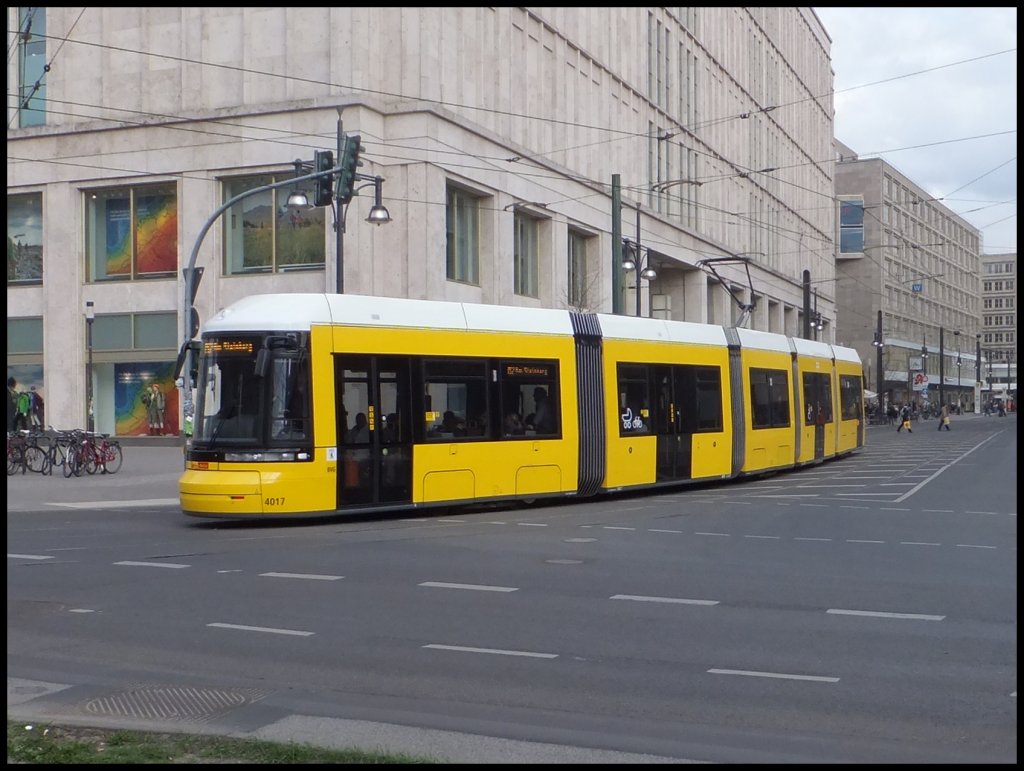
[{"x1": 6, "y1": 443, "x2": 186, "y2": 512}]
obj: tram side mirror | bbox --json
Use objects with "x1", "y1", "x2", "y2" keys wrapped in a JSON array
[
  {"x1": 255, "y1": 348, "x2": 270, "y2": 378},
  {"x1": 174, "y1": 340, "x2": 201, "y2": 389}
]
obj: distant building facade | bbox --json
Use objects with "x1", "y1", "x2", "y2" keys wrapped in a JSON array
[
  {"x1": 833, "y1": 141, "x2": 982, "y2": 410},
  {"x1": 980, "y1": 252, "x2": 1017, "y2": 407}
]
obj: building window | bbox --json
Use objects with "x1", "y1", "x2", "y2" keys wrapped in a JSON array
[
  {"x1": 85, "y1": 183, "x2": 178, "y2": 281},
  {"x1": 7, "y1": 193, "x2": 43, "y2": 285},
  {"x1": 514, "y1": 212, "x2": 540, "y2": 298},
  {"x1": 16, "y1": 7, "x2": 46, "y2": 128},
  {"x1": 446, "y1": 185, "x2": 480, "y2": 285},
  {"x1": 7, "y1": 317, "x2": 44, "y2": 354},
  {"x1": 568, "y1": 230, "x2": 588, "y2": 308},
  {"x1": 838, "y1": 197, "x2": 865, "y2": 253},
  {"x1": 223, "y1": 174, "x2": 326, "y2": 274}
]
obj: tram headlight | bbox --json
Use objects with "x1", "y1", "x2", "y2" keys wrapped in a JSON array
[{"x1": 224, "y1": 451, "x2": 297, "y2": 462}]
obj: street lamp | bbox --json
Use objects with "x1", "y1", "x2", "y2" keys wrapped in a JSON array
[
  {"x1": 812, "y1": 290, "x2": 824, "y2": 339},
  {"x1": 621, "y1": 238, "x2": 657, "y2": 317},
  {"x1": 335, "y1": 174, "x2": 391, "y2": 294},
  {"x1": 85, "y1": 301, "x2": 95, "y2": 433}
]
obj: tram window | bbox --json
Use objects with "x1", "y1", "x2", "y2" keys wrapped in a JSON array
[
  {"x1": 839, "y1": 375, "x2": 863, "y2": 420},
  {"x1": 269, "y1": 356, "x2": 309, "y2": 441},
  {"x1": 617, "y1": 363, "x2": 650, "y2": 435},
  {"x1": 423, "y1": 358, "x2": 488, "y2": 439},
  {"x1": 802, "y1": 372, "x2": 833, "y2": 425},
  {"x1": 693, "y1": 367, "x2": 723, "y2": 432},
  {"x1": 498, "y1": 360, "x2": 559, "y2": 437},
  {"x1": 750, "y1": 367, "x2": 789, "y2": 429}
]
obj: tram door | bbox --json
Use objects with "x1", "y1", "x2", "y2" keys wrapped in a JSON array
[
  {"x1": 653, "y1": 366, "x2": 694, "y2": 481},
  {"x1": 336, "y1": 355, "x2": 413, "y2": 507}
]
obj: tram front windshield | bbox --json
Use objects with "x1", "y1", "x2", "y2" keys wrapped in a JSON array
[{"x1": 193, "y1": 335, "x2": 310, "y2": 448}]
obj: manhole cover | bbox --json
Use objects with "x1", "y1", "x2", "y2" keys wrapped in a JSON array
[{"x1": 81, "y1": 685, "x2": 263, "y2": 723}]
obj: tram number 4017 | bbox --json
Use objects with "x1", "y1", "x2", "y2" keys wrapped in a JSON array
[{"x1": 264, "y1": 497, "x2": 286, "y2": 507}]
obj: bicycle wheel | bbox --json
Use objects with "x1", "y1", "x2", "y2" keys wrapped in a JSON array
[
  {"x1": 63, "y1": 445, "x2": 78, "y2": 477},
  {"x1": 102, "y1": 442, "x2": 123, "y2": 474},
  {"x1": 26, "y1": 443, "x2": 49, "y2": 474},
  {"x1": 7, "y1": 446, "x2": 23, "y2": 476},
  {"x1": 83, "y1": 446, "x2": 99, "y2": 475}
]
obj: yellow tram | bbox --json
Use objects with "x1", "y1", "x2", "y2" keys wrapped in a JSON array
[{"x1": 178, "y1": 293, "x2": 865, "y2": 519}]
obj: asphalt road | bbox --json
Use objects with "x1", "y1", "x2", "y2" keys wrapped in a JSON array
[{"x1": 7, "y1": 414, "x2": 1017, "y2": 763}]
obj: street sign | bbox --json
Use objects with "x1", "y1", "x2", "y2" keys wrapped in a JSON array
[{"x1": 912, "y1": 282, "x2": 923, "y2": 292}]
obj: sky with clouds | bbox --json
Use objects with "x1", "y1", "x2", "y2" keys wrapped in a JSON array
[{"x1": 814, "y1": 7, "x2": 1017, "y2": 254}]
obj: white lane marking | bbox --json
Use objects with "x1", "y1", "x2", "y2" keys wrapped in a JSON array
[
  {"x1": 744, "y1": 534, "x2": 781, "y2": 540},
  {"x1": 840, "y1": 505, "x2": 870, "y2": 509},
  {"x1": 799, "y1": 503, "x2": 829, "y2": 507},
  {"x1": 880, "y1": 507, "x2": 911, "y2": 511},
  {"x1": 565, "y1": 537, "x2": 597, "y2": 543},
  {"x1": 900, "y1": 541, "x2": 941, "y2": 546},
  {"x1": 649, "y1": 529, "x2": 683, "y2": 534},
  {"x1": 487, "y1": 521, "x2": 507, "y2": 525},
  {"x1": 8, "y1": 554, "x2": 55, "y2": 560},
  {"x1": 748, "y1": 494, "x2": 820, "y2": 498},
  {"x1": 895, "y1": 434, "x2": 1000, "y2": 503},
  {"x1": 69, "y1": 609, "x2": 97, "y2": 613},
  {"x1": 827, "y1": 609, "x2": 945, "y2": 621},
  {"x1": 419, "y1": 581, "x2": 518, "y2": 592},
  {"x1": 835, "y1": 492, "x2": 901, "y2": 496},
  {"x1": 708, "y1": 668, "x2": 839, "y2": 683},
  {"x1": 611, "y1": 594, "x2": 718, "y2": 606},
  {"x1": 797, "y1": 484, "x2": 866, "y2": 488},
  {"x1": 49, "y1": 498, "x2": 180, "y2": 509},
  {"x1": 517, "y1": 522, "x2": 548, "y2": 527},
  {"x1": 545, "y1": 559, "x2": 582, "y2": 565},
  {"x1": 956, "y1": 544, "x2": 997, "y2": 550},
  {"x1": 114, "y1": 561, "x2": 190, "y2": 569},
  {"x1": 423, "y1": 644, "x2": 556, "y2": 659},
  {"x1": 208, "y1": 622, "x2": 314, "y2": 636},
  {"x1": 695, "y1": 532, "x2": 730, "y2": 537},
  {"x1": 259, "y1": 572, "x2": 344, "y2": 581},
  {"x1": 923, "y1": 509, "x2": 955, "y2": 513},
  {"x1": 794, "y1": 537, "x2": 832, "y2": 541},
  {"x1": 436, "y1": 518, "x2": 465, "y2": 523},
  {"x1": 846, "y1": 539, "x2": 885, "y2": 544},
  {"x1": 603, "y1": 526, "x2": 636, "y2": 531},
  {"x1": 964, "y1": 511, "x2": 1000, "y2": 516}
]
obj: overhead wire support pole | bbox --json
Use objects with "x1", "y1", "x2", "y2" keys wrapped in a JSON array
[{"x1": 696, "y1": 255, "x2": 756, "y2": 328}]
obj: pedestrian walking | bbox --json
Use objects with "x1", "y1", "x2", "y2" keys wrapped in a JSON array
[
  {"x1": 937, "y1": 402, "x2": 951, "y2": 431},
  {"x1": 896, "y1": 404, "x2": 912, "y2": 433}
]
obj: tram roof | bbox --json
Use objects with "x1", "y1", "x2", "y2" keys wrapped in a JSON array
[
  {"x1": 203, "y1": 293, "x2": 576, "y2": 335},
  {"x1": 204, "y1": 294, "x2": 861, "y2": 365},
  {"x1": 597, "y1": 313, "x2": 729, "y2": 346}
]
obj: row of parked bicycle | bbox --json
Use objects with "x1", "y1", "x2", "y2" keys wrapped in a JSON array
[{"x1": 6, "y1": 427, "x2": 123, "y2": 477}]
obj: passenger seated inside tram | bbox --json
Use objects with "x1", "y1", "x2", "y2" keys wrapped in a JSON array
[{"x1": 504, "y1": 412, "x2": 525, "y2": 436}]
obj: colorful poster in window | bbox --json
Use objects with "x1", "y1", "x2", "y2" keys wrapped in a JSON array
[
  {"x1": 105, "y1": 197, "x2": 132, "y2": 275},
  {"x1": 135, "y1": 192, "x2": 178, "y2": 274},
  {"x1": 114, "y1": 361, "x2": 180, "y2": 436}
]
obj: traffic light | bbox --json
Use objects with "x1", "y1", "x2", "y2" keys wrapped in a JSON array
[
  {"x1": 313, "y1": 149, "x2": 334, "y2": 207},
  {"x1": 336, "y1": 133, "x2": 363, "y2": 204}
]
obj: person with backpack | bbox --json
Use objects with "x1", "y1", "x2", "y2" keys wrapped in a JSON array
[{"x1": 15, "y1": 386, "x2": 32, "y2": 431}]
